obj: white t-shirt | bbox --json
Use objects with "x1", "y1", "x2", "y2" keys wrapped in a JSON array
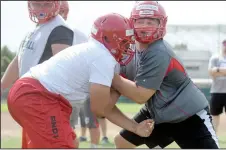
[
  {"x1": 24, "y1": 38, "x2": 117, "y2": 102},
  {"x1": 73, "y1": 28, "x2": 88, "y2": 45}
]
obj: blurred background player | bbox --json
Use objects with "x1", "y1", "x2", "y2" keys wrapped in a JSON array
[
  {"x1": 59, "y1": 1, "x2": 87, "y2": 45},
  {"x1": 78, "y1": 100, "x2": 101, "y2": 148},
  {"x1": 98, "y1": 117, "x2": 110, "y2": 144},
  {"x1": 59, "y1": 1, "x2": 69, "y2": 20},
  {"x1": 208, "y1": 39, "x2": 226, "y2": 136},
  {"x1": 59, "y1": 1, "x2": 100, "y2": 148},
  {"x1": 1, "y1": 1, "x2": 74, "y2": 148}
]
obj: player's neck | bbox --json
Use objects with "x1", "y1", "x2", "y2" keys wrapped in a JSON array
[{"x1": 136, "y1": 42, "x2": 149, "y2": 52}]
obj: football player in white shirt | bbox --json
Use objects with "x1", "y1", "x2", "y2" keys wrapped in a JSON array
[
  {"x1": 7, "y1": 13, "x2": 154, "y2": 148},
  {"x1": 59, "y1": 2, "x2": 100, "y2": 148}
]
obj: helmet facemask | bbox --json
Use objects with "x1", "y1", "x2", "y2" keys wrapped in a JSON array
[
  {"x1": 132, "y1": 17, "x2": 167, "y2": 44},
  {"x1": 28, "y1": 1, "x2": 60, "y2": 24},
  {"x1": 102, "y1": 30, "x2": 135, "y2": 65}
]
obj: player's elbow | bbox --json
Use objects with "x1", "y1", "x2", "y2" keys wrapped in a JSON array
[{"x1": 133, "y1": 87, "x2": 155, "y2": 104}]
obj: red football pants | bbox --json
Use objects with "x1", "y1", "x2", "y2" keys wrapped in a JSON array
[{"x1": 7, "y1": 77, "x2": 77, "y2": 148}]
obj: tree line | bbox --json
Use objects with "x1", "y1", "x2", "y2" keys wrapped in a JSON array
[{"x1": 1, "y1": 45, "x2": 16, "y2": 78}]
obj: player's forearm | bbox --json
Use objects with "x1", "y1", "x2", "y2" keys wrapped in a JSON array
[
  {"x1": 90, "y1": 85, "x2": 121, "y2": 117},
  {"x1": 105, "y1": 106, "x2": 138, "y2": 134},
  {"x1": 219, "y1": 68, "x2": 226, "y2": 75},
  {"x1": 210, "y1": 72, "x2": 225, "y2": 78},
  {"x1": 209, "y1": 68, "x2": 226, "y2": 77},
  {"x1": 103, "y1": 88, "x2": 121, "y2": 114},
  {"x1": 1, "y1": 57, "x2": 19, "y2": 90},
  {"x1": 109, "y1": 88, "x2": 121, "y2": 108},
  {"x1": 112, "y1": 74, "x2": 147, "y2": 104}
]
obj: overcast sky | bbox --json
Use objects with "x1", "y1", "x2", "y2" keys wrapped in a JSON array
[{"x1": 1, "y1": 1, "x2": 226, "y2": 52}]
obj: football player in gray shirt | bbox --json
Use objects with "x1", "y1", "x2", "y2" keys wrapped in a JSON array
[{"x1": 112, "y1": 1, "x2": 219, "y2": 149}]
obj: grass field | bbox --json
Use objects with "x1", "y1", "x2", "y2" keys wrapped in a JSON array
[
  {"x1": 2, "y1": 135, "x2": 226, "y2": 149},
  {"x1": 1, "y1": 103, "x2": 226, "y2": 148},
  {"x1": 1, "y1": 103, "x2": 8, "y2": 112}
]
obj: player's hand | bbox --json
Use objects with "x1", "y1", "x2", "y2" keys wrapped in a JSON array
[
  {"x1": 212, "y1": 67, "x2": 219, "y2": 73},
  {"x1": 134, "y1": 119, "x2": 154, "y2": 137}
]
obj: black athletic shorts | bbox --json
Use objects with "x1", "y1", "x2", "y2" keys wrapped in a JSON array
[
  {"x1": 120, "y1": 105, "x2": 219, "y2": 149},
  {"x1": 210, "y1": 93, "x2": 226, "y2": 116}
]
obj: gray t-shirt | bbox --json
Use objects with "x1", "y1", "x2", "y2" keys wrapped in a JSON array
[
  {"x1": 134, "y1": 39, "x2": 208, "y2": 124},
  {"x1": 208, "y1": 55, "x2": 226, "y2": 93},
  {"x1": 120, "y1": 50, "x2": 140, "y2": 81}
]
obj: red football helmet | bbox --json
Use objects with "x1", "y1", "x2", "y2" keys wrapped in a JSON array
[
  {"x1": 130, "y1": 1, "x2": 168, "y2": 44},
  {"x1": 59, "y1": 1, "x2": 69, "y2": 20},
  {"x1": 91, "y1": 13, "x2": 135, "y2": 65},
  {"x1": 28, "y1": 1, "x2": 61, "y2": 24}
]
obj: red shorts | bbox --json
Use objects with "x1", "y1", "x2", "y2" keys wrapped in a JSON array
[{"x1": 7, "y1": 77, "x2": 77, "y2": 148}]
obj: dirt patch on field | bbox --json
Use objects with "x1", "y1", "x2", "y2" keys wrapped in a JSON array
[
  {"x1": 1, "y1": 112, "x2": 22, "y2": 139},
  {"x1": 1, "y1": 112, "x2": 226, "y2": 142}
]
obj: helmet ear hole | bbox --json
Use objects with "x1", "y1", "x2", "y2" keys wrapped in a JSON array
[
  {"x1": 155, "y1": 19, "x2": 160, "y2": 25},
  {"x1": 103, "y1": 36, "x2": 110, "y2": 43}
]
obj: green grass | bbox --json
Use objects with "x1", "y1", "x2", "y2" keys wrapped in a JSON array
[
  {"x1": 1, "y1": 103, "x2": 226, "y2": 148},
  {"x1": 1, "y1": 137, "x2": 21, "y2": 148},
  {"x1": 116, "y1": 102, "x2": 144, "y2": 114},
  {"x1": 1, "y1": 103, "x2": 8, "y2": 112},
  {"x1": 1, "y1": 136, "x2": 226, "y2": 148}
]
